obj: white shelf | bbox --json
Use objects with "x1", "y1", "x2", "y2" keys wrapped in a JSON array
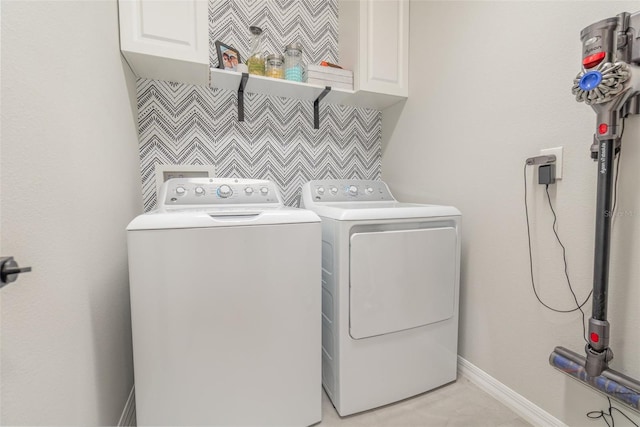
[
  {"x1": 209, "y1": 68, "x2": 405, "y2": 110},
  {"x1": 247, "y1": 74, "x2": 327, "y2": 101},
  {"x1": 209, "y1": 68, "x2": 243, "y2": 91}
]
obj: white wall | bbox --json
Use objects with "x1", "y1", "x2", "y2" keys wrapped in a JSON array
[
  {"x1": 1, "y1": 1, "x2": 142, "y2": 425},
  {"x1": 382, "y1": 1, "x2": 640, "y2": 425}
]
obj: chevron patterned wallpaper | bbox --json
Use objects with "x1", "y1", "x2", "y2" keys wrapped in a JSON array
[
  {"x1": 208, "y1": 0, "x2": 338, "y2": 69},
  {"x1": 137, "y1": 0, "x2": 381, "y2": 210}
]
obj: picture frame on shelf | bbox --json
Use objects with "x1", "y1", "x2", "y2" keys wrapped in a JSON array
[{"x1": 215, "y1": 41, "x2": 241, "y2": 71}]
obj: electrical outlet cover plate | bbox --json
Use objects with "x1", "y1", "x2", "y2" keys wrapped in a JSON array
[{"x1": 540, "y1": 147, "x2": 563, "y2": 179}]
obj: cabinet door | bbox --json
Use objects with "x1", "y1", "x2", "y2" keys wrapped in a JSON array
[
  {"x1": 119, "y1": 0, "x2": 209, "y2": 85},
  {"x1": 339, "y1": 0, "x2": 409, "y2": 102},
  {"x1": 359, "y1": 0, "x2": 408, "y2": 97}
]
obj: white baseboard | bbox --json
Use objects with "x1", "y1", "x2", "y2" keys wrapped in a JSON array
[
  {"x1": 117, "y1": 386, "x2": 137, "y2": 427},
  {"x1": 457, "y1": 356, "x2": 566, "y2": 427}
]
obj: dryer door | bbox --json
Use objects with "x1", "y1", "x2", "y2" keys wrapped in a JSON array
[{"x1": 349, "y1": 227, "x2": 456, "y2": 339}]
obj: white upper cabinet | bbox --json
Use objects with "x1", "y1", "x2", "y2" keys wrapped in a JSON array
[
  {"x1": 119, "y1": 0, "x2": 209, "y2": 85},
  {"x1": 339, "y1": 0, "x2": 409, "y2": 107},
  {"x1": 118, "y1": 0, "x2": 408, "y2": 109}
]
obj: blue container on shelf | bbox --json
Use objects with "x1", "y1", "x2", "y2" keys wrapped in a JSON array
[{"x1": 284, "y1": 43, "x2": 304, "y2": 82}]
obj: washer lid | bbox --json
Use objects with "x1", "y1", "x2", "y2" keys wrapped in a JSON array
[{"x1": 127, "y1": 206, "x2": 320, "y2": 231}]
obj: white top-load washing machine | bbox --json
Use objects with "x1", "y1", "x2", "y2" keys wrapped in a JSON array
[
  {"x1": 127, "y1": 178, "x2": 321, "y2": 426},
  {"x1": 301, "y1": 179, "x2": 461, "y2": 416}
]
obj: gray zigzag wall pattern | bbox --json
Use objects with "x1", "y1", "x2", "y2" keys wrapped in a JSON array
[
  {"x1": 208, "y1": 0, "x2": 338, "y2": 68},
  {"x1": 137, "y1": 0, "x2": 381, "y2": 211}
]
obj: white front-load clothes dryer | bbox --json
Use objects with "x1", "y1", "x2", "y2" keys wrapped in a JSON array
[
  {"x1": 127, "y1": 178, "x2": 321, "y2": 426},
  {"x1": 301, "y1": 179, "x2": 461, "y2": 416}
]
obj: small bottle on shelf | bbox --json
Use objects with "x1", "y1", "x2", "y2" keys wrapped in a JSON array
[
  {"x1": 247, "y1": 26, "x2": 265, "y2": 76},
  {"x1": 266, "y1": 54, "x2": 285, "y2": 79}
]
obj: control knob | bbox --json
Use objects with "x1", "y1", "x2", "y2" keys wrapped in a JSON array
[
  {"x1": 217, "y1": 184, "x2": 233, "y2": 198},
  {"x1": 365, "y1": 186, "x2": 374, "y2": 195},
  {"x1": 330, "y1": 186, "x2": 338, "y2": 195},
  {"x1": 175, "y1": 186, "x2": 186, "y2": 196},
  {"x1": 260, "y1": 186, "x2": 269, "y2": 195},
  {"x1": 316, "y1": 187, "x2": 325, "y2": 196},
  {"x1": 195, "y1": 187, "x2": 205, "y2": 196},
  {"x1": 347, "y1": 185, "x2": 358, "y2": 196},
  {"x1": 245, "y1": 187, "x2": 254, "y2": 195}
]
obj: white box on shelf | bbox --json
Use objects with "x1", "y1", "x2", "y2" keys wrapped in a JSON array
[
  {"x1": 307, "y1": 64, "x2": 353, "y2": 76},
  {"x1": 307, "y1": 71, "x2": 353, "y2": 84},
  {"x1": 307, "y1": 78, "x2": 353, "y2": 91}
]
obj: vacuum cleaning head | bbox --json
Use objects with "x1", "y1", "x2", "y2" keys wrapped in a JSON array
[{"x1": 550, "y1": 346, "x2": 640, "y2": 412}]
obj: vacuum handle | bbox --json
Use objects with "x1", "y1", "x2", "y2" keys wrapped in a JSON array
[{"x1": 592, "y1": 138, "x2": 616, "y2": 321}]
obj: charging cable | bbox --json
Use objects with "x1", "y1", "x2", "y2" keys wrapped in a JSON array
[{"x1": 523, "y1": 160, "x2": 592, "y2": 342}]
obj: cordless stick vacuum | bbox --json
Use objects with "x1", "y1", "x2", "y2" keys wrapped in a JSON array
[{"x1": 549, "y1": 11, "x2": 640, "y2": 412}]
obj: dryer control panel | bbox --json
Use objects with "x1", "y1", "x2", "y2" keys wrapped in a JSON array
[
  {"x1": 159, "y1": 178, "x2": 283, "y2": 208},
  {"x1": 303, "y1": 179, "x2": 395, "y2": 202}
]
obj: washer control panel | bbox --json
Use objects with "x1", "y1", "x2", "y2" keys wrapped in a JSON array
[
  {"x1": 306, "y1": 179, "x2": 394, "y2": 202},
  {"x1": 160, "y1": 178, "x2": 282, "y2": 207}
]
